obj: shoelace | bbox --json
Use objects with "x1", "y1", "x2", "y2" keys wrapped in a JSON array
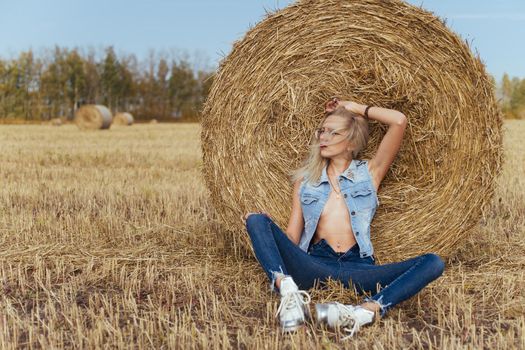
[
  {"x1": 275, "y1": 290, "x2": 311, "y2": 319},
  {"x1": 331, "y1": 302, "x2": 360, "y2": 340}
]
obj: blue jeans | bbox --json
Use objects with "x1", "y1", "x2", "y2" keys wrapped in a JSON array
[{"x1": 245, "y1": 214, "x2": 445, "y2": 316}]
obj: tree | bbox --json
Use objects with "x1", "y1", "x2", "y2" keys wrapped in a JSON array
[
  {"x1": 0, "y1": 45, "x2": 215, "y2": 122},
  {"x1": 156, "y1": 58, "x2": 169, "y2": 117},
  {"x1": 116, "y1": 54, "x2": 135, "y2": 111},
  {"x1": 64, "y1": 49, "x2": 86, "y2": 118},
  {"x1": 100, "y1": 46, "x2": 120, "y2": 110},
  {"x1": 510, "y1": 78, "x2": 525, "y2": 119},
  {"x1": 497, "y1": 73, "x2": 525, "y2": 119},
  {"x1": 83, "y1": 48, "x2": 100, "y2": 105},
  {"x1": 40, "y1": 47, "x2": 68, "y2": 120},
  {"x1": 169, "y1": 59, "x2": 196, "y2": 119}
]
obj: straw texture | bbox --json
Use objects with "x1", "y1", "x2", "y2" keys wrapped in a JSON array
[
  {"x1": 200, "y1": 0, "x2": 504, "y2": 261},
  {"x1": 113, "y1": 112, "x2": 134, "y2": 126},
  {"x1": 74, "y1": 105, "x2": 113, "y2": 130}
]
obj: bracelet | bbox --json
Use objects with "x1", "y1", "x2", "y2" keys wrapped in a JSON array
[{"x1": 364, "y1": 105, "x2": 372, "y2": 120}]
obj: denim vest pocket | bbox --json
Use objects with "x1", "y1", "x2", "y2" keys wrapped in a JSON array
[
  {"x1": 301, "y1": 193, "x2": 320, "y2": 204},
  {"x1": 350, "y1": 185, "x2": 375, "y2": 210}
]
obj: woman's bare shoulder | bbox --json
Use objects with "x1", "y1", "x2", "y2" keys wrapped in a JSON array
[{"x1": 293, "y1": 176, "x2": 305, "y2": 187}]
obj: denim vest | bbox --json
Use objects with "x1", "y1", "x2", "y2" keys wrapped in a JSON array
[{"x1": 298, "y1": 159, "x2": 379, "y2": 258}]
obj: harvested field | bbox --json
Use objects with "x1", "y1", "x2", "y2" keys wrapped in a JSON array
[{"x1": 0, "y1": 121, "x2": 523, "y2": 349}]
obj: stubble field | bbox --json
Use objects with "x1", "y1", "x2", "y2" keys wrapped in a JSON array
[{"x1": 0, "y1": 121, "x2": 523, "y2": 349}]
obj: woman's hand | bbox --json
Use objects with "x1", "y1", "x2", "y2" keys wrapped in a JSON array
[
  {"x1": 325, "y1": 97, "x2": 365, "y2": 115},
  {"x1": 241, "y1": 211, "x2": 273, "y2": 224},
  {"x1": 324, "y1": 97, "x2": 340, "y2": 113}
]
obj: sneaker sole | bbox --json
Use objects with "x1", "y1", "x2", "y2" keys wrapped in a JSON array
[
  {"x1": 315, "y1": 303, "x2": 331, "y2": 325},
  {"x1": 282, "y1": 305, "x2": 311, "y2": 333},
  {"x1": 282, "y1": 323, "x2": 304, "y2": 333}
]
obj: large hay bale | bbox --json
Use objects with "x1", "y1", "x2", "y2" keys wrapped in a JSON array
[
  {"x1": 201, "y1": 0, "x2": 504, "y2": 262},
  {"x1": 74, "y1": 105, "x2": 112, "y2": 130},
  {"x1": 113, "y1": 112, "x2": 134, "y2": 126}
]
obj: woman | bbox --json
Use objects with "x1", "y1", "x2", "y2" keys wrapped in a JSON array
[{"x1": 242, "y1": 98, "x2": 445, "y2": 338}]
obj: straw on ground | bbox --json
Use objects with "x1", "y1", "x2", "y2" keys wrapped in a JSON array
[{"x1": 0, "y1": 121, "x2": 523, "y2": 348}]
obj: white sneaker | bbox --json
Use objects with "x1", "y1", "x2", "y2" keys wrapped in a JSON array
[
  {"x1": 276, "y1": 277, "x2": 311, "y2": 332},
  {"x1": 315, "y1": 302, "x2": 375, "y2": 338}
]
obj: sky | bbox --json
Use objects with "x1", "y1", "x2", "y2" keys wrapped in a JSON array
[{"x1": 0, "y1": 0, "x2": 524, "y2": 79}]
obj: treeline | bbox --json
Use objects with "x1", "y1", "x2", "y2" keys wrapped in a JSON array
[
  {"x1": 1, "y1": 46, "x2": 523, "y2": 122},
  {"x1": 498, "y1": 73, "x2": 525, "y2": 119},
  {"x1": 0, "y1": 46, "x2": 214, "y2": 122}
]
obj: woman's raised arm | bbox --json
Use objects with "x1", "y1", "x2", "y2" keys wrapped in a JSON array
[
  {"x1": 341, "y1": 101, "x2": 407, "y2": 189},
  {"x1": 363, "y1": 105, "x2": 407, "y2": 188}
]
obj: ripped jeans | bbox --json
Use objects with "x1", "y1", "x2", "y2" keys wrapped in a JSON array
[{"x1": 245, "y1": 214, "x2": 445, "y2": 317}]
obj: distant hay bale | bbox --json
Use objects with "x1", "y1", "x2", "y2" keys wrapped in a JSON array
[
  {"x1": 200, "y1": 0, "x2": 504, "y2": 262},
  {"x1": 150, "y1": 119, "x2": 158, "y2": 124},
  {"x1": 50, "y1": 118, "x2": 62, "y2": 126},
  {"x1": 113, "y1": 112, "x2": 134, "y2": 126},
  {"x1": 74, "y1": 105, "x2": 112, "y2": 130}
]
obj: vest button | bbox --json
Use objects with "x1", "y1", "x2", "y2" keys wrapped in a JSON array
[
  {"x1": 356, "y1": 231, "x2": 359, "y2": 235},
  {"x1": 343, "y1": 194, "x2": 347, "y2": 198},
  {"x1": 351, "y1": 211, "x2": 355, "y2": 215}
]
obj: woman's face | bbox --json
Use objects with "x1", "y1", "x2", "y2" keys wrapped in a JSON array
[{"x1": 318, "y1": 115, "x2": 353, "y2": 159}]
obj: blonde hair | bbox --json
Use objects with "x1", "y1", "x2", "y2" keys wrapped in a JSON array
[{"x1": 289, "y1": 105, "x2": 369, "y2": 185}]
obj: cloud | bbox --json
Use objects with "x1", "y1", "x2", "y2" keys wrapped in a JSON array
[{"x1": 450, "y1": 13, "x2": 525, "y2": 21}]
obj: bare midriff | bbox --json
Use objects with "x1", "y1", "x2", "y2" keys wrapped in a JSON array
[
  {"x1": 311, "y1": 188, "x2": 356, "y2": 253},
  {"x1": 312, "y1": 163, "x2": 378, "y2": 254}
]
